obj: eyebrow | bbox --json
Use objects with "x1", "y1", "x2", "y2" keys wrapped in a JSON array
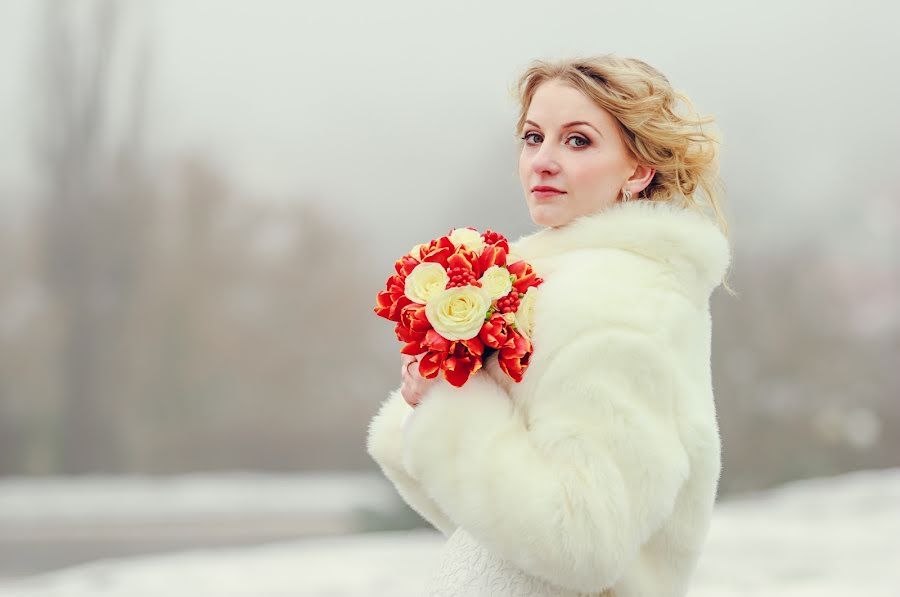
[{"x1": 524, "y1": 119, "x2": 603, "y2": 137}]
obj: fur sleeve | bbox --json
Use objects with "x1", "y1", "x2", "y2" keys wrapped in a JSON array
[
  {"x1": 366, "y1": 388, "x2": 458, "y2": 537},
  {"x1": 401, "y1": 329, "x2": 691, "y2": 593}
]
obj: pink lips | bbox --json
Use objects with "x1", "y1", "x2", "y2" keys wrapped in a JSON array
[{"x1": 531, "y1": 185, "x2": 566, "y2": 199}]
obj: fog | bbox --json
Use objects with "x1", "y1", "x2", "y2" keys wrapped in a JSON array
[{"x1": 0, "y1": 0, "x2": 898, "y2": 588}]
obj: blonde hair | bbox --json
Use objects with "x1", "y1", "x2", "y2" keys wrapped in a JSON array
[{"x1": 512, "y1": 54, "x2": 735, "y2": 293}]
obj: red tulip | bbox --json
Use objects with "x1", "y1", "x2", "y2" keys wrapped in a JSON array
[
  {"x1": 398, "y1": 303, "x2": 431, "y2": 341},
  {"x1": 394, "y1": 254, "x2": 421, "y2": 278},
  {"x1": 374, "y1": 274, "x2": 412, "y2": 322},
  {"x1": 417, "y1": 237, "x2": 455, "y2": 268},
  {"x1": 507, "y1": 260, "x2": 543, "y2": 295},
  {"x1": 477, "y1": 244, "x2": 508, "y2": 272},
  {"x1": 447, "y1": 247, "x2": 482, "y2": 278},
  {"x1": 422, "y1": 329, "x2": 452, "y2": 353},
  {"x1": 498, "y1": 329, "x2": 532, "y2": 382},
  {"x1": 418, "y1": 350, "x2": 445, "y2": 379},
  {"x1": 442, "y1": 337, "x2": 485, "y2": 387},
  {"x1": 479, "y1": 312, "x2": 512, "y2": 349},
  {"x1": 395, "y1": 315, "x2": 428, "y2": 355}
]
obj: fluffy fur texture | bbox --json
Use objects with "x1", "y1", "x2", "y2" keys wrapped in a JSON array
[{"x1": 367, "y1": 200, "x2": 731, "y2": 597}]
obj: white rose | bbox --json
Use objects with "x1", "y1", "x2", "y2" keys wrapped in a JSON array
[
  {"x1": 513, "y1": 287, "x2": 539, "y2": 343},
  {"x1": 404, "y1": 262, "x2": 450, "y2": 304},
  {"x1": 448, "y1": 228, "x2": 485, "y2": 253},
  {"x1": 478, "y1": 265, "x2": 513, "y2": 300},
  {"x1": 426, "y1": 285, "x2": 492, "y2": 340},
  {"x1": 409, "y1": 242, "x2": 427, "y2": 257}
]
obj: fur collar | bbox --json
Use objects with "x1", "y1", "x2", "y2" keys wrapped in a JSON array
[{"x1": 512, "y1": 199, "x2": 731, "y2": 294}]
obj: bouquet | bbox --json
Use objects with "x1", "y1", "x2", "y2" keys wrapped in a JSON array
[{"x1": 374, "y1": 227, "x2": 543, "y2": 388}]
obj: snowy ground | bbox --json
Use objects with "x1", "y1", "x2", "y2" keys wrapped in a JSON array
[
  {"x1": 0, "y1": 472, "x2": 399, "y2": 577},
  {"x1": 0, "y1": 468, "x2": 898, "y2": 596}
]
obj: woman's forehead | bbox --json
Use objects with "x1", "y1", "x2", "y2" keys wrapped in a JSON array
[{"x1": 526, "y1": 82, "x2": 613, "y2": 130}]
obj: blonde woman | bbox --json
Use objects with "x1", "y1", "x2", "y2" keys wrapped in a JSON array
[{"x1": 367, "y1": 54, "x2": 732, "y2": 597}]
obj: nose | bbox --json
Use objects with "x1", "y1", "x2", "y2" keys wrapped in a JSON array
[{"x1": 530, "y1": 143, "x2": 561, "y2": 176}]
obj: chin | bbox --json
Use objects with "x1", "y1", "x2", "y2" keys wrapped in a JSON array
[{"x1": 528, "y1": 205, "x2": 570, "y2": 228}]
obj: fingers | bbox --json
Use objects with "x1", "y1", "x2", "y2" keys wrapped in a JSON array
[
  {"x1": 401, "y1": 354, "x2": 418, "y2": 376},
  {"x1": 402, "y1": 358, "x2": 416, "y2": 380},
  {"x1": 400, "y1": 354, "x2": 438, "y2": 409},
  {"x1": 401, "y1": 383, "x2": 420, "y2": 408},
  {"x1": 401, "y1": 358, "x2": 420, "y2": 407}
]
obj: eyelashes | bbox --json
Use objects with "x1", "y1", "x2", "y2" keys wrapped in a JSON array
[{"x1": 520, "y1": 132, "x2": 591, "y2": 148}]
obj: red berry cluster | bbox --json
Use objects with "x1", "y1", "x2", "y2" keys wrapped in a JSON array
[
  {"x1": 482, "y1": 230, "x2": 505, "y2": 246},
  {"x1": 446, "y1": 266, "x2": 481, "y2": 288},
  {"x1": 496, "y1": 291, "x2": 521, "y2": 313}
]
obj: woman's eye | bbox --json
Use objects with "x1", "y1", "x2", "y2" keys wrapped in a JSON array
[{"x1": 521, "y1": 132, "x2": 589, "y2": 147}]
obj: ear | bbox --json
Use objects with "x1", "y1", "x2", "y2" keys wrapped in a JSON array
[{"x1": 625, "y1": 163, "x2": 656, "y2": 195}]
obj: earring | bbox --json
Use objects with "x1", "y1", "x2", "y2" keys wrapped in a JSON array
[{"x1": 621, "y1": 188, "x2": 633, "y2": 202}]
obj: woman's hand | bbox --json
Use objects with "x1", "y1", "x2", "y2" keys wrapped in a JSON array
[{"x1": 400, "y1": 354, "x2": 439, "y2": 408}]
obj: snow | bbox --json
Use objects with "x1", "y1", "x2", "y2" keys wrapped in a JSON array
[
  {"x1": 0, "y1": 472, "x2": 396, "y2": 523},
  {"x1": 1, "y1": 468, "x2": 898, "y2": 596}
]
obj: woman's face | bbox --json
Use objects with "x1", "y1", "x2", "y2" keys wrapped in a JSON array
[{"x1": 518, "y1": 80, "x2": 654, "y2": 228}]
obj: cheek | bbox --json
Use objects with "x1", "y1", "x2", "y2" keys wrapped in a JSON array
[
  {"x1": 517, "y1": 151, "x2": 529, "y2": 182},
  {"x1": 572, "y1": 155, "x2": 619, "y2": 192}
]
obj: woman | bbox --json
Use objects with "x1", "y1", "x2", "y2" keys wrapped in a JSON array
[{"x1": 367, "y1": 54, "x2": 732, "y2": 597}]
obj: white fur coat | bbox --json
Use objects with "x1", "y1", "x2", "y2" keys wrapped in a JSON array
[{"x1": 367, "y1": 199, "x2": 731, "y2": 597}]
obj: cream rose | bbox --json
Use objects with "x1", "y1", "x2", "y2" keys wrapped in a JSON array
[
  {"x1": 513, "y1": 287, "x2": 539, "y2": 342},
  {"x1": 404, "y1": 262, "x2": 450, "y2": 304},
  {"x1": 426, "y1": 285, "x2": 492, "y2": 340},
  {"x1": 478, "y1": 265, "x2": 513, "y2": 300},
  {"x1": 448, "y1": 228, "x2": 485, "y2": 253}
]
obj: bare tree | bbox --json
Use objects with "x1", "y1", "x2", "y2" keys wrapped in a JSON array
[{"x1": 33, "y1": 0, "x2": 153, "y2": 472}]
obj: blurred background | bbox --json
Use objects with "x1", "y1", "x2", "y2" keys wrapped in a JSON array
[{"x1": 0, "y1": 0, "x2": 898, "y2": 594}]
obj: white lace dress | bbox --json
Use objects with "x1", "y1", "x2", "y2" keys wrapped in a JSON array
[{"x1": 427, "y1": 528, "x2": 607, "y2": 597}]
